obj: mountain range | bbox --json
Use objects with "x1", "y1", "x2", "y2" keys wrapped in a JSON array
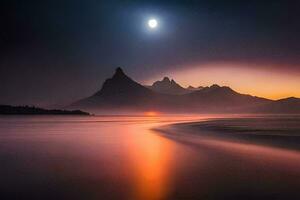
[
  {"x1": 146, "y1": 77, "x2": 194, "y2": 95},
  {"x1": 70, "y1": 67, "x2": 300, "y2": 114},
  {"x1": 145, "y1": 77, "x2": 204, "y2": 95}
]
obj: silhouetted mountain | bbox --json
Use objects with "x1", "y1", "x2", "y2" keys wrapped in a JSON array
[
  {"x1": 184, "y1": 84, "x2": 272, "y2": 112},
  {"x1": 147, "y1": 77, "x2": 191, "y2": 95},
  {"x1": 70, "y1": 68, "x2": 300, "y2": 114},
  {"x1": 71, "y1": 67, "x2": 162, "y2": 111},
  {"x1": 256, "y1": 97, "x2": 300, "y2": 113},
  {"x1": 93, "y1": 67, "x2": 152, "y2": 98},
  {"x1": 0, "y1": 105, "x2": 89, "y2": 115},
  {"x1": 187, "y1": 85, "x2": 204, "y2": 91},
  {"x1": 187, "y1": 86, "x2": 197, "y2": 90}
]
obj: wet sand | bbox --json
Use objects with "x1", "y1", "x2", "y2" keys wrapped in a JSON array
[
  {"x1": 154, "y1": 115, "x2": 300, "y2": 199},
  {"x1": 156, "y1": 115, "x2": 300, "y2": 150}
]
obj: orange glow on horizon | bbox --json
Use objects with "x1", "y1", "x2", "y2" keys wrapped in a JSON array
[
  {"x1": 144, "y1": 63, "x2": 300, "y2": 100},
  {"x1": 144, "y1": 111, "x2": 159, "y2": 117}
]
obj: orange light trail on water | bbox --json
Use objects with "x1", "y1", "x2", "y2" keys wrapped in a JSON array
[{"x1": 126, "y1": 124, "x2": 175, "y2": 200}]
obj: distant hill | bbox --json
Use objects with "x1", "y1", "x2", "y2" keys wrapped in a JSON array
[
  {"x1": 70, "y1": 67, "x2": 300, "y2": 114},
  {"x1": 184, "y1": 84, "x2": 272, "y2": 113},
  {"x1": 187, "y1": 85, "x2": 204, "y2": 91},
  {"x1": 0, "y1": 105, "x2": 89, "y2": 115},
  {"x1": 255, "y1": 97, "x2": 300, "y2": 113},
  {"x1": 146, "y1": 77, "x2": 191, "y2": 95}
]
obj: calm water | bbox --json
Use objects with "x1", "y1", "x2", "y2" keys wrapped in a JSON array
[{"x1": 0, "y1": 115, "x2": 300, "y2": 200}]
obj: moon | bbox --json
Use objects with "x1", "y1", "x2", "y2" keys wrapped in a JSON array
[{"x1": 148, "y1": 19, "x2": 158, "y2": 29}]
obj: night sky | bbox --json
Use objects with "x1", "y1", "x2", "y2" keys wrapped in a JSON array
[{"x1": 1, "y1": 0, "x2": 300, "y2": 107}]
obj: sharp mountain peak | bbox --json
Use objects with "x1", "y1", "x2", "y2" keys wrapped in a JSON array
[{"x1": 112, "y1": 67, "x2": 127, "y2": 78}]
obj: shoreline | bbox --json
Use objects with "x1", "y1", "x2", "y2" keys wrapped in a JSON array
[{"x1": 153, "y1": 116, "x2": 300, "y2": 151}]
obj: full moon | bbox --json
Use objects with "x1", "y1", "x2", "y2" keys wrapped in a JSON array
[{"x1": 148, "y1": 19, "x2": 158, "y2": 29}]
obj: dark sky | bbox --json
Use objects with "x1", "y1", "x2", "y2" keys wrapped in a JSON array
[{"x1": 1, "y1": 0, "x2": 300, "y2": 106}]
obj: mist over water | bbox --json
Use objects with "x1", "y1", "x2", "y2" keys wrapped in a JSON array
[{"x1": 0, "y1": 115, "x2": 300, "y2": 199}]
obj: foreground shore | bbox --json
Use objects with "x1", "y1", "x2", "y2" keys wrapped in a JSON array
[
  {"x1": 152, "y1": 115, "x2": 300, "y2": 199},
  {"x1": 154, "y1": 115, "x2": 300, "y2": 151}
]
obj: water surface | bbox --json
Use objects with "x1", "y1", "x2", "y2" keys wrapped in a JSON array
[{"x1": 0, "y1": 115, "x2": 300, "y2": 199}]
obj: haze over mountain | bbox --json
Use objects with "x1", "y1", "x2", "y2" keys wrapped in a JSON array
[
  {"x1": 70, "y1": 68, "x2": 300, "y2": 114},
  {"x1": 187, "y1": 86, "x2": 204, "y2": 91},
  {"x1": 146, "y1": 77, "x2": 191, "y2": 95},
  {"x1": 71, "y1": 67, "x2": 159, "y2": 111}
]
